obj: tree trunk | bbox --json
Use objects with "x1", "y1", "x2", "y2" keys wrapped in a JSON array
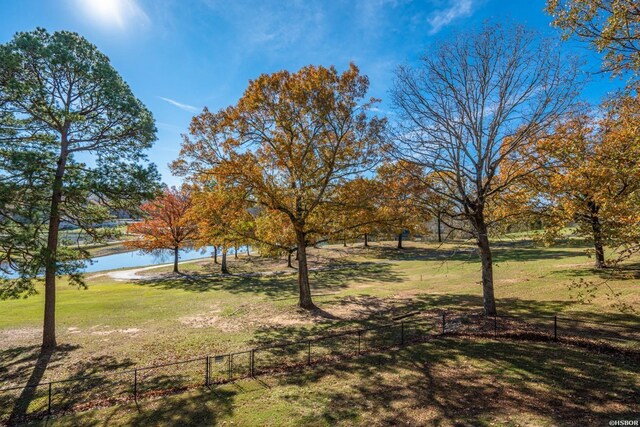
[
  {"x1": 42, "y1": 140, "x2": 69, "y2": 350},
  {"x1": 593, "y1": 236, "x2": 606, "y2": 269},
  {"x1": 343, "y1": 236, "x2": 347, "y2": 247},
  {"x1": 437, "y1": 214, "x2": 442, "y2": 243},
  {"x1": 588, "y1": 202, "x2": 606, "y2": 269},
  {"x1": 234, "y1": 245, "x2": 238, "y2": 259},
  {"x1": 295, "y1": 229, "x2": 316, "y2": 309},
  {"x1": 475, "y1": 215, "x2": 497, "y2": 316},
  {"x1": 221, "y1": 247, "x2": 229, "y2": 274},
  {"x1": 287, "y1": 249, "x2": 295, "y2": 268},
  {"x1": 397, "y1": 232, "x2": 403, "y2": 249},
  {"x1": 173, "y1": 246, "x2": 179, "y2": 273},
  {"x1": 213, "y1": 246, "x2": 218, "y2": 264},
  {"x1": 246, "y1": 245, "x2": 250, "y2": 257},
  {"x1": 364, "y1": 233, "x2": 369, "y2": 247}
]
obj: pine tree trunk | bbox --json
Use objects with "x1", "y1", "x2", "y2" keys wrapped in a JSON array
[
  {"x1": 364, "y1": 233, "x2": 369, "y2": 247},
  {"x1": 43, "y1": 140, "x2": 69, "y2": 350},
  {"x1": 397, "y1": 233, "x2": 403, "y2": 249},
  {"x1": 221, "y1": 247, "x2": 229, "y2": 274},
  {"x1": 475, "y1": 214, "x2": 497, "y2": 316},
  {"x1": 173, "y1": 246, "x2": 179, "y2": 273},
  {"x1": 295, "y1": 229, "x2": 316, "y2": 309}
]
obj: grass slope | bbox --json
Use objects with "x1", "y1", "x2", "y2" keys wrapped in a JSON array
[
  {"x1": 27, "y1": 338, "x2": 640, "y2": 426},
  {"x1": 1, "y1": 237, "x2": 638, "y2": 425}
]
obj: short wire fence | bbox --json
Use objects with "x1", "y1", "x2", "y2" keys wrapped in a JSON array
[{"x1": 1, "y1": 311, "x2": 638, "y2": 424}]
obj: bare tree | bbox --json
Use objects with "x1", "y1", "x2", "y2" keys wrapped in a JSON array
[{"x1": 391, "y1": 23, "x2": 580, "y2": 315}]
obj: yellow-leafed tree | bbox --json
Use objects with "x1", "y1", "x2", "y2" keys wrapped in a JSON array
[{"x1": 173, "y1": 64, "x2": 386, "y2": 309}]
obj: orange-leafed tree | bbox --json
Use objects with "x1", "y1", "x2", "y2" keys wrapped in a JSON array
[
  {"x1": 514, "y1": 97, "x2": 640, "y2": 268},
  {"x1": 329, "y1": 177, "x2": 381, "y2": 247},
  {"x1": 188, "y1": 183, "x2": 252, "y2": 275},
  {"x1": 546, "y1": 0, "x2": 640, "y2": 77},
  {"x1": 376, "y1": 161, "x2": 429, "y2": 249},
  {"x1": 126, "y1": 186, "x2": 197, "y2": 273},
  {"x1": 173, "y1": 63, "x2": 386, "y2": 310}
]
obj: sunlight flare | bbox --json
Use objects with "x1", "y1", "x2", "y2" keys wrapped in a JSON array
[{"x1": 73, "y1": 0, "x2": 149, "y2": 29}]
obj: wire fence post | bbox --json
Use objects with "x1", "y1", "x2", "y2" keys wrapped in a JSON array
[
  {"x1": 307, "y1": 340, "x2": 311, "y2": 365},
  {"x1": 47, "y1": 382, "x2": 52, "y2": 416},
  {"x1": 442, "y1": 313, "x2": 446, "y2": 335},
  {"x1": 494, "y1": 315, "x2": 498, "y2": 338},
  {"x1": 205, "y1": 356, "x2": 210, "y2": 386},
  {"x1": 554, "y1": 315, "x2": 558, "y2": 341},
  {"x1": 250, "y1": 350, "x2": 255, "y2": 377},
  {"x1": 401, "y1": 321, "x2": 405, "y2": 346},
  {"x1": 133, "y1": 369, "x2": 138, "y2": 402}
]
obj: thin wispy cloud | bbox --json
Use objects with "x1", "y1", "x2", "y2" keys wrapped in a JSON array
[
  {"x1": 202, "y1": 0, "x2": 326, "y2": 53},
  {"x1": 427, "y1": 0, "x2": 474, "y2": 35},
  {"x1": 159, "y1": 97, "x2": 199, "y2": 113},
  {"x1": 73, "y1": 0, "x2": 150, "y2": 30}
]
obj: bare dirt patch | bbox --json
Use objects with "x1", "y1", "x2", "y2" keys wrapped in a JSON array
[
  {"x1": 179, "y1": 313, "x2": 242, "y2": 332},
  {"x1": 496, "y1": 278, "x2": 530, "y2": 284},
  {"x1": 325, "y1": 295, "x2": 399, "y2": 320},
  {"x1": 178, "y1": 303, "x2": 316, "y2": 333},
  {"x1": 0, "y1": 327, "x2": 40, "y2": 347},
  {"x1": 90, "y1": 328, "x2": 141, "y2": 336},
  {"x1": 554, "y1": 262, "x2": 593, "y2": 268}
]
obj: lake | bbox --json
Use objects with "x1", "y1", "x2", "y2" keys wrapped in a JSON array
[{"x1": 2, "y1": 245, "x2": 247, "y2": 278}]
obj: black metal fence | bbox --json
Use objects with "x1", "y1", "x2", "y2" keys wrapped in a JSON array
[{"x1": 1, "y1": 312, "x2": 638, "y2": 424}]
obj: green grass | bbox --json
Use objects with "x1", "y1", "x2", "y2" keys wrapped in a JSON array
[
  {"x1": 1, "y1": 238, "x2": 639, "y2": 425},
  {"x1": 25, "y1": 338, "x2": 640, "y2": 426}
]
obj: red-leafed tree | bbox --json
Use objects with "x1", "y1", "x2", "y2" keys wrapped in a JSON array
[{"x1": 125, "y1": 186, "x2": 197, "y2": 273}]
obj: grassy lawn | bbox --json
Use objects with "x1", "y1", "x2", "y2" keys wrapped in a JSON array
[
  {"x1": 25, "y1": 338, "x2": 640, "y2": 426},
  {"x1": 1, "y1": 237, "x2": 639, "y2": 424}
]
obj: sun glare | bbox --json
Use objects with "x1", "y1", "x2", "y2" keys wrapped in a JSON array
[{"x1": 74, "y1": 0, "x2": 149, "y2": 30}]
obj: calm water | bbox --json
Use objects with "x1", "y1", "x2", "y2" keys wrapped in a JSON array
[
  {"x1": 3, "y1": 245, "x2": 247, "y2": 278},
  {"x1": 86, "y1": 246, "x2": 227, "y2": 273}
]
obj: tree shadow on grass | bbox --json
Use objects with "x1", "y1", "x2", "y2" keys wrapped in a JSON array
[
  {"x1": 0, "y1": 344, "x2": 79, "y2": 389},
  {"x1": 38, "y1": 386, "x2": 238, "y2": 427},
  {"x1": 491, "y1": 247, "x2": 584, "y2": 263},
  {"x1": 548, "y1": 262, "x2": 640, "y2": 282},
  {"x1": 133, "y1": 261, "x2": 403, "y2": 301},
  {"x1": 245, "y1": 293, "x2": 639, "y2": 350},
  {"x1": 362, "y1": 245, "x2": 477, "y2": 262},
  {"x1": 128, "y1": 387, "x2": 236, "y2": 427},
  {"x1": 270, "y1": 338, "x2": 639, "y2": 426},
  {"x1": 0, "y1": 344, "x2": 141, "y2": 424},
  {"x1": 364, "y1": 243, "x2": 583, "y2": 266},
  {"x1": 2, "y1": 344, "x2": 77, "y2": 424}
]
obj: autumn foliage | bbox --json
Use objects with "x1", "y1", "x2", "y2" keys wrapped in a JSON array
[
  {"x1": 126, "y1": 187, "x2": 197, "y2": 273},
  {"x1": 514, "y1": 96, "x2": 640, "y2": 268},
  {"x1": 174, "y1": 63, "x2": 386, "y2": 309}
]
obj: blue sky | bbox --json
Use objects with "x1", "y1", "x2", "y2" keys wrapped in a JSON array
[{"x1": 0, "y1": 0, "x2": 622, "y2": 186}]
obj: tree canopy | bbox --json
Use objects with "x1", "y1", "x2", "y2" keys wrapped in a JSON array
[
  {"x1": 0, "y1": 28, "x2": 160, "y2": 348},
  {"x1": 126, "y1": 187, "x2": 197, "y2": 274},
  {"x1": 174, "y1": 63, "x2": 386, "y2": 309},
  {"x1": 547, "y1": 0, "x2": 640, "y2": 78},
  {"x1": 391, "y1": 23, "x2": 580, "y2": 315}
]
